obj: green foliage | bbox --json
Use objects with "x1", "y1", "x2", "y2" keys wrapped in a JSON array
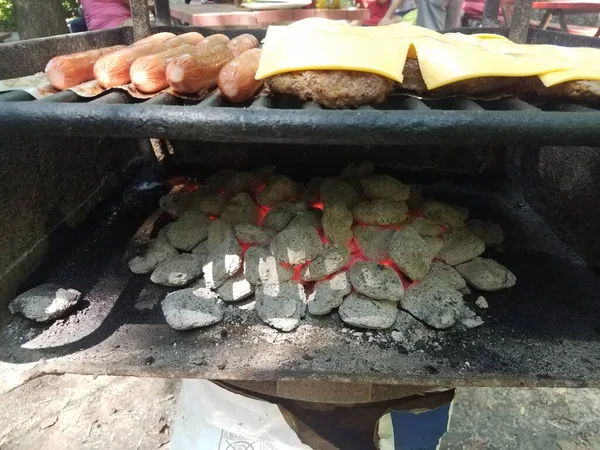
[{"x1": 0, "y1": 0, "x2": 81, "y2": 32}]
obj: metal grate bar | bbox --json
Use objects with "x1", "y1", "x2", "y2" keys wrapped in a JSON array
[
  {"x1": 91, "y1": 91, "x2": 131, "y2": 104},
  {"x1": 494, "y1": 97, "x2": 540, "y2": 111},
  {"x1": 451, "y1": 97, "x2": 484, "y2": 110},
  {"x1": 197, "y1": 91, "x2": 221, "y2": 107},
  {"x1": 39, "y1": 91, "x2": 81, "y2": 103},
  {"x1": 357, "y1": 105, "x2": 375, "y2": 110},
  {"x1": 143, "y1": 92, "x2": 180, "y2": 105},
  {"x1": 249, "y1": 95, "x2": 275, "y2": 109},
  {"x1": 552, "y1": 101, "x2": 598, "y2": 113},
  {"x1": 0, "y1": 90, "x2": 34, "y2": 102},
  {"x1": 302, "y1": 102, "x2": 322, "y2": 110},
  {"x1": 397, "y1": 97, "x2": 431, "y2": 110}
]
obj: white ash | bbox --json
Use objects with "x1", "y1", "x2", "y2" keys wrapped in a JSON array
[
  {"x1": 391, "y1": 310, "x2": 434, "y2": 351},
  {"x1": 9, "y1": 284, "x2": 81, "y2": 322},
  {"x1": 224, "y1": 171, "x2": 263, "y2": 196},
  {"x1": 202, "y1": 236, "x2": 242, "y2": 289},
  {"x1": 256, "y1": 175, "x2": 299, "y2": 207},
  {"x1": 164, "y1": 211, "x2": 210, "y2": 251},
  {"x1": 205, "y1": 169, "x2": 237, "y2": 192},
  {"x1": 270, "y1": 225, "x2": 323, "y2": 265},
  {"x1": 206, "y1": 219, "x2": 235, "y2": 252},
  {"x1": 234, "y1": 223, "x2": 276, "y2": 245},
  {"x1": 437, "y1": 228, "x2": 485, "y2": 266},
  {"x1": 220, "y1": 193, "x2": 260, "y2": 226},
  {"x1": 128, "y1": 237, "x2": 178, "y2": 274},
  {"x1": 320, "y1": 177, "x2": 360, "y2": 208},
  {"x1": 340, "y1": 161, "x2": 374, "y2": 179},
  {"x1": 162, "y1": 288, "x2": 223, "y2": 330},
  {"x1": 287, "y1": 209, "x2": 322, "y2": 229},
  {"x1": 353, "y1": 225, "x2": 393, "y2": 260},
  {"x1": 322, "y1": 202, "x2": 353, "y2": 247},
  {"x1": 422, "y1": 235, "x2": 444, "y2": 260},
  {"x1": 461, "y1": 316, "x2": 485, "y2": 328},
  {"x1": 466, "y1": 219, "x2": 505, "y2": 248},
  {"x1": 301, "y1": 245, "x2": 349, "y2": 281},
  {"x1": 308, "y1": 271, "x2": 351, "y2": 316},
  {"x1": 426, "y1": 261, "x2": 467, "y2": 291},
  {"x1": 352, "y1": 199, "x2": 408, "y2": 225},
  {"x1": 455, "y1": 257, "x2": 517, "y2": 291},
  {"x1": 262, "y1": 201, "x2": 305, "y2": 231},
  {"x1": 193, "y1": 193, "x2": 229, "y2": 217},
  {"x1": 459, "y1": 286, "x2": 471, "y2": 295},
  {"x1": 191, "y1": 240, "x2": 210, "y2": 264},
  {"x1": 255, "y1": 281, "x2": 307, "y2": 332},
  {"x1": 388, "y1": 227, "x2": 432, "y2": 281},
  {"x1": 404, "y1": 217, "x2": 443, "y2": 237},
  {"x1": 244, "y1": 245, "x2": 293, "y2": 285},
  {"x1": 475, "y1": 296, "x2": 489, "y2": 309},
  {"x1": 159, "y1": 191, "x2": 193, "y2": 217},
  {"x1": 401, "y1": 281, "x2": 465, "y2": 330},
  {"x1": 150, "y1": 254, "x2": 203, "y2": 287},
  {"x1": 422, "y1": 200, "x2": 468, "y2": 229},
  {"x1": 216, "y1": 272, "x2": 255, "y2": 302},
  {"x1": 339, "y1": 292, "x2": 398, "y2": 330},
  {"x1": 359, "y1": 175, "x2": 410, "y2": 202},
  {"x1": 349, "y1": 261, "x2": 404, "y2": 302}
]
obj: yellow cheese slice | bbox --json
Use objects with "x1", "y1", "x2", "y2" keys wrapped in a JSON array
[{"x1": 256, "y1": 25, "x2": 411, "y2": 82}]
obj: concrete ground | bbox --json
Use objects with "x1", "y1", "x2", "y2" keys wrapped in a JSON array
[{"x1": 0, "y1": 375, "x2": 599, "y2": 449}]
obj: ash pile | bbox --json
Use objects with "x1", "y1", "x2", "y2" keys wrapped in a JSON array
[{"x1": 129, "y1": 162, "x2": 516, "y2": 343}]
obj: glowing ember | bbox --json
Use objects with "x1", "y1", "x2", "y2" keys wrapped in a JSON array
[
  {"x1": 239, "y1": 242, "x2": 251, "y2": 258},
  {"x1": 255, "y1": 183, "x2": 266, "y2": 194},
  {"x1": 312, "y1": 201, "x2": 324, "y2": 210},
  {"x1": 208, "y1": 215, "x2": 218, "y2": 221},
  {"x1": 257, "y1": 206, "x2": 270, "y2": 226}
]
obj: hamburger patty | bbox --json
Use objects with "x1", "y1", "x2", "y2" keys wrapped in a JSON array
[{"x1": 265, "y1": 70, "x2": 394, "y2": 109}]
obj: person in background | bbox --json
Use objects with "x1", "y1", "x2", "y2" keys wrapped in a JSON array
[
  {"x1": 416, "y1": 0, "x2": 463, "y2": 31},
  {"x1": 359, "y1": 0, "x2": 416, "y2": 26},
  {"x1": 79, "y1": 0, "x2": 132, "y2": 31},
  {"x1": 69, "y1": 5, "x2": 88, "y2": 33},
  {"x1": 378, "y1": 0, "x2": 417, "y2": 25}
]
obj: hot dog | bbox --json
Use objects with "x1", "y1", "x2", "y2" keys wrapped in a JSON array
[
  {"x1": 130, "y1": 44, "x2": 200, "y2": 94},
  {"x1": 94, "y1": 34, "x2": 196, "y2": 88},
  {"x1": 45, "y1": 45, "x2": 126, "y2": 90},
  {"x1": 218, "y1": 48, "x2": 262, "y2": 102},
  {"x1": 164, "y1": 32, "x2": 204, "y2": 47},
  {"x1": 167, "y1": 44, "x2": 235, "y2": 94},
  {"x1": 226, "y1": 34, "x2": 259, "y2": 57},
  {"x1": 197, "y1": 34, "x2": 230, "y2": 53},
  {"x1": 133, "y1": 32, "x2": 176, "y2": 46}
]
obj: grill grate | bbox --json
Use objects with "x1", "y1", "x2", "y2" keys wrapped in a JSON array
[{"x1": 0, "y1": 88, "x2": 599, "y2": 145}]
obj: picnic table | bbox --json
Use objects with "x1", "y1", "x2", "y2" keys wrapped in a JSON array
[
  {"x1": 533, "y1": 0, "x2": 600, "y2": 36},
  {"x1": 169, "y1": 3, "x2": 369, "y2": 28}
]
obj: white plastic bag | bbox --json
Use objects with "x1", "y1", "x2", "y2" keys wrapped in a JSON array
[{"x1": 171, "y1": 380, "x2": 314, "y2": 450}]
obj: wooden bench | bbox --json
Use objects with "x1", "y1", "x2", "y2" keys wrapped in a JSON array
[{"x1": 533, "y1": 1, "x2": 600, "y2": 37}]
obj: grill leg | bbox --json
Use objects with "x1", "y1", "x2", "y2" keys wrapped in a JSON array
[
  {"x1": 509, "y1": 0, "x2": 533, "y2": 43},
  {"x1": 557, "y1": 10, "x2": 569, "y2": 32},
  {"x1": 154, "y1": 0, "x2": 172, "y2": 26},
  {"x1": 539, "y1": 11, "x2": 552, "y2": 29},
  {"x1": 482, "y1": 0, "x2": 502, "y2": 27},
  {"x1": 130, "y1": 0, "x2": 152, "y2": 42}
]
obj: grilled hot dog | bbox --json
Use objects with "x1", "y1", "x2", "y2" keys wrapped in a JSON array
[
  {"x1": 218, "y1": 48, "x2": 262, "y2": 102},
  {"x1": 197, "y1": 34, "x2": 230, "y2": 53},
  {"x1": 133, "y1": 32, "x2": 176, "y2": 46},
  {"x1": 226, "y1": 34, "x2": 259, "y2": 57},
  {"x1": 45, "y1": 45, "x2": 126, "y2": 90}
]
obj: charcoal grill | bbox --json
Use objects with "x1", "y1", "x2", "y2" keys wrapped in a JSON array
[{"x1": 1, "y1": 13, "x2": 600, "y2": 391}]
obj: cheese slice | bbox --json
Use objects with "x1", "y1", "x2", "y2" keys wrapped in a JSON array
[{"x1": 256, "y1": 25, "x2": 410, "y2": 82}]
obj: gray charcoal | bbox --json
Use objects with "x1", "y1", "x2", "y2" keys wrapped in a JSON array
[
  {"x1": 244, "y1": 246, "x2": 293, "y2": 286},
  {"x1": 404, "y1": 217, "x2": 443, "y2": 237},
  {"x1": 438, "y1": 229, "x2": 485, "y2": 266},
  {"x1": 353, "y1": 225, "x2": 393, "y2": 260},
  {"x1": 388, "y1": 227, "x2": 431, "y2": 281},
  {"x1": 359, "y1": 175, "x2": 410, "y2": 202},
  {"x1": 422, "y1": 236, "x2": 444, "y2": 260},
  {"x1": 461, "y1": 316, "x2": 485, "y2": 328},
  {"x1": 206, "y1": 219, "x2": 235, "y2": 252},
  {"x1": 202, "y1": 237, "x2": 242, "y2": 289},
  {"x1": 320, "y1": 178, "x2": 360, "y2": 208},
  {"x1": 426, "y1": 261, "x2": 467, "y2": 291},
  {"x1": 217, "y1": 272, "x2": 255, "y2": 302},
  {"x1": 308, "y1": 271, "x2": 351, "y2": 316},
  {"x1": 9, "y1": 284, "x2": 81, "y2": 322},
  {"x1": 466, "y1": 219, "x2": 505, "y2": 247},
  {"x1": 255, "y1": 281, "x2": 306, "y2": 332},
  {"x1": 193, "y1": 193, "x2": 230, "y2": 217},
  {"x1": 225, "y1": 171, "x2": 263, "y2": 196},
  {"x1": 270, "y1": 225, "x2": 323, "y2": 265},
  {"x1": 287, "y1": 209, "x2": 322, "y2": 229},
  {"x1": 129, "y1": 238, "x2": 178, "y2": 274},
  {"x1": 300, "y1": 245, "x2": 349, "y2": 281},
  {"x1": 220, "y1": 193, "x2": 260, "y2": 226},
  {"x1": 352, "y1": 199, "x2": 408, "y2": 225},
  {"x1": 150, "y1": 254, "x2": 203, "y2": 287},
  {"x1": 159, "y1": 191, "x2": 194, "y2": 217},
  {"x1": 349, "y1": 261, "x2": 404, "y2": 302},
  {"x1": 339, "y1": 292, "x2": 397, "y2": 330},
  {"x1": 164, "y1": 211, "x2": 210, "y2": 251},
  {"x1": 322, "y1": 202, "x2": 353, "y2": 247},
  {"x1": 234, "y1": 223, "x2": 276, "y2": 245},
  {"x1": 391, "y1": 310, "x2": 433, "y2": 351},
  {"x1": 401, "y1": 281, "x2": 465, "y2": 330},
  {"x1": 262, "y1": 202, "x2": 305, "y2": 231},
  {"x1": 455, "y1": 257, "x2": 517, "y2": 291},
  {"x1": 475, "y1": 296, "x2": 489, "y2": 309},
  {"x1": 422, "y1": 200, "x2": 468, "y2": 229},
  {"x1": 256, "y1": 175, "x2": 299, "y2": 207},
  {"x1": 191, "y1": 240, "x2": 210, "y2": 264},
  {"x1": 162, "y1": 288, "x2": 223, "y2": 330}
]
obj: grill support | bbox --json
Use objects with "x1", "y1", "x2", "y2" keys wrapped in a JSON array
[
  {"x1": 509, "y1": 0, "x2": 535, "y2": 43},
  {"x1": 154, "y1": 0, "x2": 172, "y2": 26},
  {"x1": 130, "y1": 0, "x2": 152, "y2": 41},
  {"x1": 482, "y1": 0, "x2": 502, "y2": 26}
]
